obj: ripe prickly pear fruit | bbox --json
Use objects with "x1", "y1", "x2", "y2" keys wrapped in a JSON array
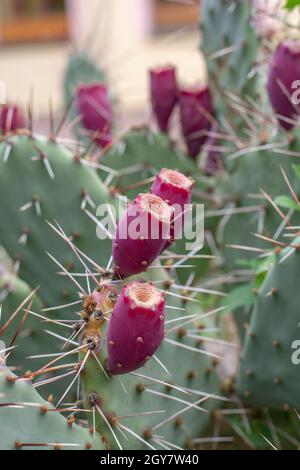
[
  {"x1": 150, "y1": 65, "x2": 177, "y2": 133},
  {"x1": 151, "y1": 168, "x2": 194, "y2": 249},
  {"x1": 76, "y1": 82, "x2": 113, "y2": 148},
  {"x1": 267, "y1": 40, "x2": 300, "y2": 131},
  {"x1": 107, "y1": 282, "x2": 165, "y2": 375},
  {"x1": 179, "y1": 85, "x2": 213, "y2": 159},
  {"x1": 151, "y1": 168, "x2": 194, "y2": 208},
  {"x1": 0, "y1": 104, "x2": 24, "y2": 133},
  {"x1": 112, "y1": 192, "x2": 173, "y2": 278}
]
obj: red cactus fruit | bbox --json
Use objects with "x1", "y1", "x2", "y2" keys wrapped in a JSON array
[
  {"x1": 267, "y1": 40, "x2": 300, "y2": 131},
  {"x1": 151, "y1": 168, "x2": 194, "y2": 208},
  {"x1": 179, "y1": 85, "x2": 213, "y2": 159},
  {"x1": 151, "y1": 168, "x2": 195, "y2": 249},
  {"x1": 0, "y1": 105, "x2": 24, "y2": 133},
  {"x1": 113, "y1": 192, "x2": 173, "y2": 278},
  {"x1": 150, "y1": 65, "x2": 178, "y2": 133},
  {"x1": 76, "y1": 82, "x2": 113, "y2": 148},
  {"x1": 107, "y1": 282, "x2": 165, "y2": 375}
]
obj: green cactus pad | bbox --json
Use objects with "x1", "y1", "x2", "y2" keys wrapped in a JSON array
[
  {"x1": 0, "y1": 363, "x2": 104, "y2": 450},
  {"x1": 200, "y1": 0, "x2": 259, "y2": 123},
  {"x1": 220, "y1": 131, "x2": 300, "y2": 271},
  {"x1": 0, "y1": 132, "x2": 114, "y2": 309},
  {"x1": 236, "y1": 239, "x2": 300, "y2": 409},
  {"x1": 0, "y1": 267, "x2": 49, "y2": 371}
]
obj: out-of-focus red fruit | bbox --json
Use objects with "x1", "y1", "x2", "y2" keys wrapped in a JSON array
[
  {"x1": 150, "y1": 65, "x2": 177, "y2": 133},
  {"x1": 76, "y1": 82, "x2": 113, "y2": 148},
  {"x1": 0, "y1": 105, "x2": 24, "y2": 133},
  {"x1": 179, "y1": 85, "x2": 213, "y2": 159},
  {"x1": 267, "y1": 40, "x2": 300, "y2": 131}
]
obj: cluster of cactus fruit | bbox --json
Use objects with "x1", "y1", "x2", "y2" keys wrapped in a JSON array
[
  {"x1": 150, "y1": 65, "x2": 214, "y2": 161},
  {"x1": 2, "y1": 0, "x2": 300, "y2": 451}
]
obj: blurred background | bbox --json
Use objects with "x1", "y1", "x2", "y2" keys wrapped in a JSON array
[{"x1": 0, "y1": 0, "x2": 204, "y2": 129}]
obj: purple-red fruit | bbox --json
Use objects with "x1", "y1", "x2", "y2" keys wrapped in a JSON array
[
  {"x1": 150, "y1": 65, "x2": 177, "y2": 133},
  {"x1": 76, "y1": 82, "x2": 113, "y2": 148},
  {"x1": 107, "y1": 282, "x2": 165, "y2": 375},
  {"x1": 179, "y1": 85, "x2": 213, "y2": 159},
  {"x1": 151, "y1": 168, "x2": 194, "y2": 249},
  {"x1": 0, "y1": 105, "x2": 24, "y2": 133},
  {"x1": 267, "y1": 40, "x2": 300, "y2": 130},
  {"x1": 151, "y1": 168, "x2": 194, "y2": 208},
  {"x1": 113, "y1": 193, "x2": 173, "y2": 278}
]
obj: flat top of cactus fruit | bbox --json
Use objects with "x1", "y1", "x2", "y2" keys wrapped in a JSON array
[
  {"x1": 281, "y1": 39, "x2": 300, "y2": 53},
  {"x1": 126, "y1": 282, "x2": 163, "y2": 310},
  {"x1": 159, "y1": 168, "x2": 194, "y2": 190},
  {"x1": 139, "y1": 193, "x2": 173, "y2": 221}
]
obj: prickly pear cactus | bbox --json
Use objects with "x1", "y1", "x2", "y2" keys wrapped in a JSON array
[
  {"x1": 237, "y1": 237, "x2": 300, "y2": 409},
  {"x1": 1, "y1": 265, "x2": 224, "y2": 450},
  {"x1": 0, "y1": 363, "x2": 104, "y2": 450},
  {"x1": 0, "y1": 124, "x2": 228, "y2": 450}
]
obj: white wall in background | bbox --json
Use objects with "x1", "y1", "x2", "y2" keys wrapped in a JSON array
[{"x1": 66, "y1": 0, "x2": 154, "y2": 50}]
